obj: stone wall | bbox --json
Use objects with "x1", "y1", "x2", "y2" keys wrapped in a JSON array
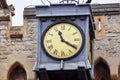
[
  {"x1": 94, "y1": 15, "x2": 120, "y2": 79},
  {"x1": 1, "y1": 14, "x2": 120, "y2": 80},
  {"x1": 0, "y1": 3, "x2": 120, "y2": 80},
  {"x1": 0, "y1": 19, "x2": 37, "y2": 80}
]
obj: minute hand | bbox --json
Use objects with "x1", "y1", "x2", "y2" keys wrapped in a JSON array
[{"x1": 63, "y1": 40, "x2": 77, "y2": 49}]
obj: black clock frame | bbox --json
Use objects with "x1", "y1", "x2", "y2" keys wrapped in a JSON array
[{"x1": 41, "y1": 21, "x2": 85, "y2": 60}]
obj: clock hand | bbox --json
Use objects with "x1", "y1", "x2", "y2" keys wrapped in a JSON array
[
  {"x1": 58, "y1": 31, "x2": 64, "y2": 42},
  {"x1": 58, "y1": 31, "x2": 77, "y2": 49},
  {"x1": 63, "y1": 40, "x2": 77, "y2": 49}
]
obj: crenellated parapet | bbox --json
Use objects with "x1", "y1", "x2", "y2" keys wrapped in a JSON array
[
  {"x1": 0, "y1": 0, "x2": 8, "y2": 9},
  {"x1": 0, "y1": 0, "x2": 15, "y2": 21}
]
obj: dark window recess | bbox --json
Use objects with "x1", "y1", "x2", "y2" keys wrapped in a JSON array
[{"x1": 10, "y1": 34, "x2": 23, "y2": 41}]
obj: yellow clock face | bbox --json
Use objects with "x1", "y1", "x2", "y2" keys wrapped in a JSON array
[{"x1": 43, "y1": 22, "x2": 84, "y2": 60}]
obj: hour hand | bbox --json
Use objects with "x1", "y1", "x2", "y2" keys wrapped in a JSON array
[
  {"x1": 58, "y1": 31, "x2": 64, "y2": 42},
  {"x1": 58, "y1": 31, "x2": 77, "y2": 49}
]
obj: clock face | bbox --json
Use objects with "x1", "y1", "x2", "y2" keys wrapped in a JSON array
[{"x1": 42, "y1": 22, "x2": 84, "y2": 60}]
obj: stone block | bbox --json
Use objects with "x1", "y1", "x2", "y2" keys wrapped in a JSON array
[
  {"x1": 2, "y1": 51, "x2": 12, "y2": 55},
  {"x1": 27, "y1": 54, "x2": 36, "y2": 58},
  {"x1": 6, "y1": 38, "x2": 12, "y2": 42},
  {"x1": 94, "y1": 50, "x2": 107, "y2": 60},
  {"x1": 112, "y1": 30, "x2": 120, "y2": 33},
  {"x1": 14, "y1": 45, "x2": 26, "y2": 51},
  {"x1": 23, "y1": 51, "x2": 32, "y2": 54},
  {"x1": 0, "y1": 46, "x2": 7, "y2": 51},
  {"x1": 23, "y1": 41, "x2": 33, "y2": 45},
  {"x1": 27, "y1": 19, "x2": 37, "y2": 22},
  {"x1": 1, "y1": 39, "x2": 7, "y2": 43},
  {"x1": 23, "y1": 37, "x2": 31, "y2": 41},
  {"x1": 0, "y1": 9, "x2": 9, "y2": 17},
  {"x1": 1, "y1": 30, "x2": 6, "y2": 35},
  {"x1": 28, "y1": 29, "x2": 34, "y2": 34},
  {"x1": 0, "y1": 25, "x2": 7, "y2": 30},
  {"x1": 0, "y1": 55, "x2": 8, "y2": 60},
  {"x1": 0, "y1": 35, "x2": 2, "y2": 38},
  {"x1": 106, "y1": 33, "x2": 118, "y2": 37}
]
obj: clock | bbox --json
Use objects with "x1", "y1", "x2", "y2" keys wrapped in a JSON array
[{"x1": 42, "y1": 22, "x2": 84, "y2": 60}]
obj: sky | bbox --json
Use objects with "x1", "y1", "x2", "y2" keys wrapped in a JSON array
[{"x1": 7, "y1": 0, "x2": 120, "y2": 26}]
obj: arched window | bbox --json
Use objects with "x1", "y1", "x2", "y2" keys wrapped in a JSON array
[
  {"x1": 101, "y1": 77, "x2": 105, "y2": 80},
  {"x1": 35, "y1": 72, "x2": 39, "y2": 80},
  {"x1": 94, "y1": 57, "x2": 111, "y2": 80},
  {"x1": 8, "y1": 62, "x2": 27, "y2": 80},
  {"x1": 111, "y1": 75, "x2": 118, "y2": 80}
]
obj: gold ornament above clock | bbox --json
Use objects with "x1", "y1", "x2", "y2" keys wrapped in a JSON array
[{"x1": 42, "y1": 22, "x2": 84, "y2": 60}]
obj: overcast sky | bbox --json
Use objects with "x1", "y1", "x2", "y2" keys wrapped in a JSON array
[{"x1": 7, "y1": 0, "x2": 120, "y2": 26}]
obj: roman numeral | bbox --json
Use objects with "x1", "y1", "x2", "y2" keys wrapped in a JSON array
[
  {"x1": 72, "y1": 32, "x2": 77, "y2": 35},
  {"x1": 61, "y1": 25, "x2": 65, "y2": 30},
  {"x1": 54, "y1": 27, "x2": 59, "y2": 32},
  {"x1": 61, "y1": 51, "x2": 65, "y2": 56},
  {"x1": 68, "y1": 49, "x2": 73, "y2": 53},
  {"x1": 68, "y1": 27, "x2": 71, "y2": 31},
  {"x1": 46, "y1": 40, "x2": 52, "y2": 43},
  {"x1": 74, "y1": 38, "x2": 80, "y2": 41},
  {"x1": 48, "y1": 33, "x2": 53, "y2": 36},
  {"x1": 47, "y1": 45, "x2": 53, "y2": 51},
  {"x1": 53, "y1": 49, "x2": 58, "y2": 55}
]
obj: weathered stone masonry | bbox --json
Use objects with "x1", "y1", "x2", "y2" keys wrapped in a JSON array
[
  {"x1": 92, "y1": 3, "x2": 120, "y2": 80},
  {"x1": 0, "y1": 2, "x2": 120, "y2": 80}
]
